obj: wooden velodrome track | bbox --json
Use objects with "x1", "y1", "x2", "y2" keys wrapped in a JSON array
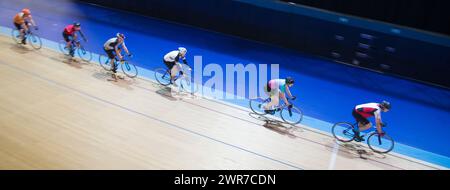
[{"x1": 0, "y1": 35, "x2": 443, "y2": 170}]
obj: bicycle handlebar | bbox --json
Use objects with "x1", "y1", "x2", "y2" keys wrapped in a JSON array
[{"x1": 117, "y1": 54, "x2": 133, "y2": 62}]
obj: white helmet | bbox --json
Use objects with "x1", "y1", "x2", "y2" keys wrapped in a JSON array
[
  {"x1": 178, "y1": 47, "x2": 187, "y2": 54},
  {"x1": 116, "y1": 33, "x2": 125, "y2": 39}
]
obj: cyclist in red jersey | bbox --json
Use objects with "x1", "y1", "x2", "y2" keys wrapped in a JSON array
[
  {"x1": 62, "y1": 22, "x2": 87, "y2": 57},
  {"x1": 352, "y1": 101, "x2": 391, "y2": 142}
]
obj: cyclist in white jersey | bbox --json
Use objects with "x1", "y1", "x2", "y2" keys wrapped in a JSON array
[
  {"x1": 103, "y1": 33, "x2": 131, "y2": 80},
  {"x1": 163, "y1": 47, "x2": 189, "y2": 85}
]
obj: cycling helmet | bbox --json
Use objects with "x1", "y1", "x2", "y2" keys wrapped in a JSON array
[
  {"x1": 286, "y1": 77, "x2": 294, "y2": 85},
  {"x1": 178, "y1": 47, "x2": 187, "y2": 54},
  {"x1": 380, "y1": 100, "x2": 391, "y2": 110},
  {"x1": 73, "y1": 22, "x2": 81, "y2": 27},
  {"x1": 22, "y1": 8, "x2": 31, "y2": 15},
  {"x1": 116, "y1": 33, "x2": 125, "y2": 39}
]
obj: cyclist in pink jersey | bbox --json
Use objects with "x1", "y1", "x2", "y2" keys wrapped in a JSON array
[{"x1": 262, "y1": 77, "x2": 296, "y2": 114}]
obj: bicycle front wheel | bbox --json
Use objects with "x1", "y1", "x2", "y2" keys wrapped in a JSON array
[
  {"x1": 121, "y1": 61, "x2": 138, "y2": 78},
  {"x1": 77, "y1": 47, "x2": 92, "y2": 62},
  {"x1": 332, "y1": 122, "x2": 355, "y2": 142},
  {"x1": 280, "y1": 106, "x2": 303, "y2": 125},
  {"x1": 28, "y1": 34, "x2": 42, "y2": 50},
  {"x1": 249, "y1": 97, "x2": 268, "y2": 115},
  {"x1": 367, "y1": 133, "x2": 395, "y2": 154}
]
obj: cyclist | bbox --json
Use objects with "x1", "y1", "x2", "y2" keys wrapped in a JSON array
[
  {"x1": 13, "y1": 8, "x2": 38, "y2": 44},
  {"x1": 262, "y1": 77, "x2": 296, "y2": 114},
  {"x1": 352, "y1": 101, "x2": 391, "y2": 142},
  {"x1": 163, "y1": 47, "x2": 189, "y2": 86},
  {"x1": 62, "y1": 22, "x2": 87, "y2": 57},
  {"x1": 103, "y1": 33, "x2": 132, "y2": 80}
]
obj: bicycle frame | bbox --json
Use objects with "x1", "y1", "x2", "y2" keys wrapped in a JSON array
[
  {"x1": 166, "y1": 63, "x2": 191, "y2": 82},
  {"x1": 346, "y1": 123, "x2": 385, "y2": 144},
  {"x1": 263, "y1": 97, "x2": 295, "y2": 116},
  {"x1": 67, "y1": 39, "x2": 81, "y2": 51},
  {"x1": 112, "y1": 55, "x2": 130, "y2": 66},
  {"x1": 23, "y1": 29, "x2": 34, "y2": 37},
  {"x1": 14, "y1": 28, "x2": 33, "y2": 41}
]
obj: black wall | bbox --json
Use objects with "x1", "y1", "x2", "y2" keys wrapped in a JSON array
[{"x1": 281, "y1": 0, "x2": 450, "y2": 36}]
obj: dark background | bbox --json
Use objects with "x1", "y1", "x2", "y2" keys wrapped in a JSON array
[
  {"x1": 281, "y1": 0, "x2": 450, "y2": 36},
  {"x1": 78, "y1": 0, "x2": 450, "y2": 88}
]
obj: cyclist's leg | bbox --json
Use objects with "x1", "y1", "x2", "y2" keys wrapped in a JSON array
[
  {"x1": 263, "y1": 81, "x2": 278, "y2": 110},
  {"x1": 18, "y1": 23, "x2": 27, "y2": 43},
  {"x1": 14, "y1": 23, "x2": 24, "y2": 40},
  {"x1": 352, "y1": 110, "x2": 371, "y2": 140},
  {"x1": 63, "y1": 32, "x2": 71, "y2": 49},
  {"x1": 22, "y1": 22, "x2": 29, "y2": 33},
  {"x1": 70, "y1": 34, "x2": 79, "y2": 55},
  {"x1": 163, "y1": 60, "x2": 176, "y2": 82},
  {"x1": 358, "y1": 121, "x2": 372, "y2": 131},
  {"x1": 260, "y1": 84, "x2": 271, "y2": 109},
  {"x1": 279, "y1": 91, "x2": 289, "y2": 109},
  {"x1": 171, "y1": 63, "x2": 182, "y2": 79},
  {"x1": 105, "y1": 49, "x2": 117, "y2": 74},
  {"x1": 22, "y1": 22, "x2": 30, "y2": 41},
  {"x1": 72, "y1": 33, "x2": 78, "y2": 42},
  {"x1": 264, "y1": 89, "x2": 280, "y2": 112}
]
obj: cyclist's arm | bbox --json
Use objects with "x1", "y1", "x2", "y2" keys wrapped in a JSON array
[
  {"x1": 280, "y1": 93, "x2": 290, "y2": 106},
  {"x1": 28, "y1": 17, "x2": 37, "y2": 27},
  {"x1": 78, "y1": 30, "x2": 87, "y2": 41},
  {"x1": 122, "y1": 43, "x2": 130, "y2": 56},
  {"x1": 114, "y1": 45, "x2": 123, "y2": 60},
  {"x1": 182, "y1": 57, "x2": 188, "y2": 65},
  {"x1": 285, "y1": 85, "x2": 293, "y2": 99}
]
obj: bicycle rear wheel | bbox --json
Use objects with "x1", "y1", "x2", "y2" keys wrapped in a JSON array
[
  {"x1": 154, "y1": 68, "x2": 171, "y2": 86},
  {"x1": 98, "y1": 55, "x2": 113, "y2": 71},
  {"x1": 367, "y1": 133, "x2": 395, "y2": 154},
  {"x1": 332, "y1": 122, "x2": 355, "y2": 142},
  {"x1": 280, "y1": 106, "x2": 303, "y2": 125},
  {"x1": 249, "y1": 97, "x2": 269, "y2": 115},
  {"x1": 58, "y1": 40, "x2": 70, "y2": 55},
  {"x1": 77, "y1": 47, "x2": 92, "y2": 62},
  {"x1": 11, "y1": 29, "x2": 21, "y2": 44},
  {"x1": 28, "y1": 34, "x2": 42, "y2": 50},
  {"x1": 121, "y1": 61, "x2": 138, "y2": 78}
]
